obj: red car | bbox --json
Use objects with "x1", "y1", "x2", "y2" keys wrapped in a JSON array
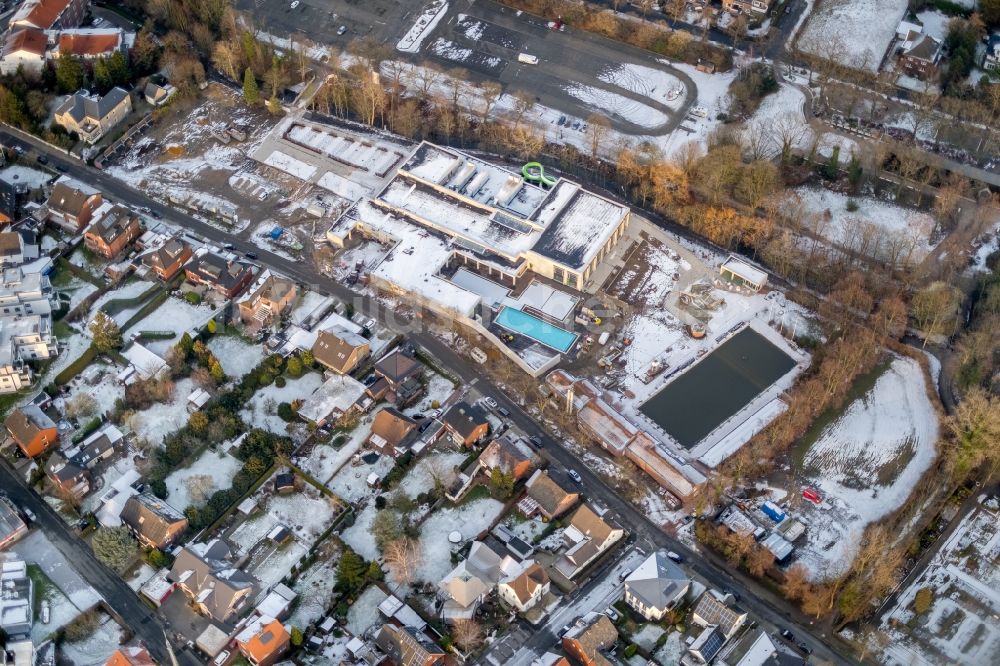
[{"x1": 802, "y1": 488, "x2": 822, "y2": 505}]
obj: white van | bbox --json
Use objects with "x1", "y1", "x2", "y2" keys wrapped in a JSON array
[{"x1": 517, "y1": 53, "x2": 538, "y2": 65}]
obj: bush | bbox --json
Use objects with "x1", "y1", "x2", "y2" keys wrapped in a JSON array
[
  {"x1": 183, "y1": 291, "x2": 202, "y2": 305},
  {"x1": 290, "y1": 626, "x2": 303, "y2": 647},
  {"x1": 286, "y1": 356, "x2": 303, "y2": 377},
  {"x1": 259, "y1": 372, "x2": 273, "y2": 386},
  {"x1": 91, "y1": 526, "x2": 137, "y2": 573},
  {"x1": 375, "y1": 495, "x2": 387, "y2": 509},
  {"x1": 623, "y1": 644, "x2": 638, "y2": 659},
  {"x1": 275, "y1": 375, "x2": 286, "y2": 388},
  {"x1": 145, "y1": 548, "x2": 173, "y2": 569},
  {"x1": 914, "y1": 587, "x2": 933, "y2": 614},
  {"x1": 206, "y1": 318, "x2": 216, "y2": 334},
  {"x1": 150, "y1": 479, "x2": 168, "y2": 499},
  {"x1": 277, "y1": 402, "x2": 296, "y2": 422},
  {"x1": 62, "y1": 609, "x2": 101, "y2": 642}
]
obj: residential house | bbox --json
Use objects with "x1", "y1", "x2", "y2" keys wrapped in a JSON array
[
  {"x1": 438, "y1": 541, "x2": 516, "y2": 620},
  {"x1": 184, "y1": 251, "x2": 255, "y2": 298},
  {"x1": 373, "y1": 624, "x2": 446, "y2": 666},
  {"x1": 478, "y1": 435, "x2": 537, "y2": 481},
  {"x1": 722, "y1": 0, "x2": 773, "y2": 14},
  {"x1": 377, "y1": 593, "x2": 427, "y2": 632},
  {"x1": 519, "y1": 470, "x2": 578, "y2": 520},
  {"x1": 5, "y1": 404, "x2": 57, "y2": 457},
  {"x1": 497, "y1": 560, "x2": 549, "y2": 613},
  {"x1": 0, "y1": 498, "x2": 28, "y2": 551},
  {"x1": 692, "y1": 590, "x2": 749, "y2": 639},
  {"x1": 45, "y1": 451, "x2": 90, "y2": 498},
  {"x1": 440, "y1": 401, "x2": 490, "y2": 447},
  {"x1": 144, "y1": 82, "x2": 177, "y2": 106},
  {"x1": 374, "y1": 349, "x2": 424, "y2": 401},
  {"x1": 686, "y1": 626, "x2": 728, "y2": 665},
  {"x1": 105, "y1": 646, "x2": 156, "y2": 666},
  {"x1": 0, "y1": 557, "x2": 33, "y2": 638},
  {"x1": 255, "y1": 583, "x2": 297, "y2": 620},
  {"x1": 236, "y1": 270, "x2": 297, "y2": 332},
  {"x1": 10, "y1": 0, "x2": 88, "y2": 31},
  {"x1": 170, "y1": 540, "x2": 258, "y2": 623},
  {"x1": 94, "y1": 469, "x2": 141, "y2": 527},
  {"x1": 312, "y1": 327, "x2": 369, "y2": 375},
  {"x1": 0, "y1": 314, "x2": 59, "y2": 393},
  {"x1": 898, "y1": 34, "x2": 942, "y2": 80},
  {"x1": 561, "y1": 613, "x2": 618, "y2": 666},
  {"x1": 985, "y1": 34, "x2": 1000, "y2": 70},
  {"x1": 62, "y1": 422, "x2": 124, "y2": 470},
  {"x1": 0, "y1": 28, "x2": 46, "y2": 76},
  {"x1": 297, "y1": 374, "x2": 367, "y2": 427},
  {"x1": 84, "y1": 204, "x2": 141, "y2": 258},
  {"x1": 0, "y1": 230, "x2": 40, "y2": 268},
  {"x1": 54, "y1": 87, "x2": 132, "y2": 144},
  {"x1": 0, "y1": 267, "x2": 53, "y2": 318},
  {"x1": 120, "y1": 492, "x2": 188, "y2": 549},
  {"x1": 531, "y1": 655, "x2": 570, "y2": 666},
  {"x1": 554, "y1": 504, "x2": 625, "y2": 580},
  {"x1": 140, "y1": 237, "x2": 192, "y2": 280},
  {"x1": 368, "y1": 407, "x2": 418, "y2": 457},
  {"x1": 44, "y1": 175, "x2": 102, "y2": 232},
  {"x1": 623, "y1": 552, "x2": 691, "y2": 621},
  {"x1": 55, "y1": 28, "x2": 129, "y2": 60},
  {"x1": 717, "y1": 630, "x2": 782, "y2": 666},
  {"x1": 235, "y1": 617, "x2": 290, "y2": 666}
]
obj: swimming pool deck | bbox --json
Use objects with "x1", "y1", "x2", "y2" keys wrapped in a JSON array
[{"x1": 494, "y1": 306, "x2": 579, "y2": 353}]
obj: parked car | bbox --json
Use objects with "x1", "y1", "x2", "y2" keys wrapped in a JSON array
[
  {"x1": 797, "y1": 643, "x2": 812, "y2": 655},
  {"x1": 22, "y1": 507, "x2": 36, "y2": 523},
  {"x1": 604, "y1": 607, "x2": 619, "y2": 622},
  {"x1": 483, "y1": 397, "x2": 498, "y2": 410},
  {"x1": 55, "y1": 164, "x2": 68, "y2": 173},
  {"x1": 290, "y1": 1, "x2": 300, "y2": 8},
  {"x1": 666, "y1": 551, "x2": 683, "y2": 563},
  {"x1": 223, "y1": 243, "x2": 236, "y2": 250},
  {"x1": 40, "y1": 600, "x2": 49, "y2": 624},
  {"x1": 528, "y1": 435, "x2": 542, "y2": 447},
  {"x1": 337, "y1": 25, "x2": 348, "y2": 35},
  {"x1": 567, "y1": 469, "x2": 582, "y2": 483},
  {"x1": 497, "y1": 406, "x2": 511, "y2": 418},
  {"x1": 363, "y1": 317, "x2": 376, "y2": 330},
  {"x1": 36, "y1": 154, "x2": 47, "y2": 164},
  {"x1": 244, "y1": 251, "x2": 258, "y2": 260},
  {"x1": 618, "y1": 568, "x2": 632, "y2": 582},
  {"x1": 779, "y1": 628, "x2": 794, "y2": 640}
]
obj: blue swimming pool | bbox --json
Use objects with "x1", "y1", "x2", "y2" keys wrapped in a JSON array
[{"x1": 495, "y1": 306, "x2": 578, "y2": 353}]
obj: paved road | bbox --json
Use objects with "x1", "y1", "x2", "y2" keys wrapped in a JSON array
[
  {"x1": 0, "y1": 463, "x2": 197, "y2": 666},
  {"x1": 1, "y1": 128, "x2": 849, "y2": 663}
]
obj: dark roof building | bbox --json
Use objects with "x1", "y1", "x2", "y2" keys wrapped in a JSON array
[
  {"x1": 140, "y1": 238, "x2": 192, "y2": 280},
  {"x1": 440, "y1": 400, "x2": 490, "y2": 446},
  {"x1": 170, "y1": 539, "x2": 257, "y2": 623},
  {"x1": 120, "y1": 492, "x2": 187, "y2": 549},
  {"x1": 374, "y1": 349, "x2": 423, "y2": 388},
  {"x1": 373, "y1": 624, "x2": 446, "y2": 666},
  {"x1": 184, "y1": 252, "x2": 255, "y2": 298}
]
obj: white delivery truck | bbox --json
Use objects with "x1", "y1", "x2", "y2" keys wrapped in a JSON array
[{"x1": 518, "y1": 53, "x2": 539, "y2": 65}]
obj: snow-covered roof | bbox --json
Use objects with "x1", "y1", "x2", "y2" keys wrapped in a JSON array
[
  {"x1": 123, "y1": 341, "x2": 168, "y2": 380},
  {"x1": 720, "y1": 256, "x2": 768, "y2": 287},
  {"x1": 529, "y1": 180, "x2": 629, "y2": 271},
  {"x1": 298, "y1": 374, "x2": 367, "y2": 424}
]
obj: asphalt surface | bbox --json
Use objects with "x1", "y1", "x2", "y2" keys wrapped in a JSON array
[
  {"x1": 1, "y1": 127, "x2": 851, "y2": 663},
  {"x1": 0, "y1": 463, "x2": 197, "y2": 666}
]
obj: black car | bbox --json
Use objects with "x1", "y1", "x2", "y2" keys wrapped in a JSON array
[
  {"x1": 497, "y1": 407, "x2": 511, "y2": 418},
  {"x1": 529, "y1": 435, "x2": 543, "y2": 447},
  {"x1": 55, "y1": 164, "x2": 68, "y2": 173},
  {"x1": 151, "y1": 210, "x2": 162, "y2": 219},
  {"x1": 36, "y1": 154, "x2": 48, "y2": 164},
  {"x1": 779, "y1": 628, "x2": 794, "y2": 640},
  {"x1": 245, "y1": 251, "x2": 258, "y2": 260},
  {"x1": 797, "y1": 643, "x2": 812, "y2": 655}
]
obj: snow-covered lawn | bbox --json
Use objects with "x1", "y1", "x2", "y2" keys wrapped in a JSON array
[
  {"x1": 563, "y1": 83, "x2": 670, "y2": 129},
  {"x1": 288, "y1": 555, "x2": 340, "y2": 630},
  {"x1": 743, "y1": 84, "x2": 857, "y2": 163},
  {"x1": 327, "y1": 452, "x2": 393, "y2": 504},
  {"x1": 396, "y1": 0, "x2": 448, "y2": 53},
  {"x1": 796, "y1": 356, "x2": 938, "y2": 579},
  {"x1": 265, "y1": 485, "x2": 340, "y2": 547},
  {"x1": 341, "y1": 504, "x2": 379, "y2": 561},
  {"x1": 130, "y1": 297, "x2": 215, "y2": 354},
  {"x1": 401, "y1": 373, "x2": 456, "y2": 418},
  {"x1": 88, "y1": 280, "x2": 157, "y2": 325},
  {"x1": 798, "y1": 0, "x2": 908, "y2": 71},
  {"x1": 61, "y1": 277, "x2": 99, "y2": 311},
  {"x1": 346, "y1": 585, "x2": 389, "y2": 637},
  {"x1": 632, "y1": 624, "x2": 666, "y2": 652},
  {"x1": 396, "y1": 450, "x2": 467, "y2": 499},
  {"x1": 241, "y1": 372, "x2": 324, "y2": 433},
  {"x1": 791, "y1": 187, "x2": 938, "y2": 263},
  {"x1": 251, "y1": 539, "x2": 309, "y2": 588},
  {"x1": 164, "y1": 448, "x2": 243, "y2": 510},
  {"x1": 207, "y1": 335, "x2": 266, "y2": 379},
  {"x1": 414, "y1": 498, "x2": 504, "y2": 584},
  {"x1": 128, "y1": 377, "x2": 194, "y2": 447},
  {"x1": 56, "y1": 367, "x2": 122, "y2": 420},
  {"x1": 59, "y1": 612, "x2": 123, "y2": 666},
  {"x1": 297, "y1": 413, "x2": 375, "y2": 487},
  {"x1": 879, "y1": 498, "x2": 1000, "y2": 666}
]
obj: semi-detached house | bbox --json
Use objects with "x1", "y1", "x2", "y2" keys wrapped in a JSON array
[{"x1": 54, "y1": 86, "x2": 132, "y2": 145}]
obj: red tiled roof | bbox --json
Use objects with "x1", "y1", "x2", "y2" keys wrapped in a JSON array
[
  {"x1": 3, "y1": 29, "x2": 47, "y2": 58},
  {"x1": 16, "y1": 0, "x2": 71, "y2": 30},
  {"x1": 59, "y1": 31, "x2": 121, "y2": 57}
]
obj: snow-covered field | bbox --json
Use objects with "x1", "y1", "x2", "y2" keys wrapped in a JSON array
[
  {"x1": 251, "y1": 539, "x2": 309, "y2": 588},
  {"x1": 207, "y1": 335, "x2": 266, "y2": 379},
  {"x1": 88, "y1": 280, "x2": 157, "y2": 325},
  {"x1": 296, "y1": 413, "x2": 375, "y2": 487},
  {"x1": 396, "y1": 450, "x2": 467, "y2": 499},
  {"x1": 879, "y1": 498, "x2": 1000, "y2": 666},
  {"x1": 798, "y1": 0, "x2": 908, "y2": 71},
  {"x1": 650, "y1": 61, "x2": 737, "y2": 158},
  {"x1": 128, "y1": 377, "x2": 194, "y2": 446},
  {"x1": 597, "y1": 63, "x2": 685, "y2": 110},
  {"x1": 241, "y1": 372, "x2": 324, "y2": 433},
  {"x1": 791, "y1": 187, "x2": 938, "y2": 263},
  {"x1": 563, "y1": 83, "x2": 670, "y2": 129},
  {"x1": 266, "y1": 486, "x2": 339, "y2": 546},
  {"x1": 414, "y1": 498, "x2": 504, "y2": 584},
  {"x1": 341, "y1": 504, "x2": 379, "y2": 561},
  {"x1": 796, "y1": 356, "x2": 938, "y2": 579},
  {"x1": 164, "y1": 449, "x2": 243, "y2": 510}
]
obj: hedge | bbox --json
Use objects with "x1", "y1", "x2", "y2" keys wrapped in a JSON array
[
  {"x1": 120, "y1": 290, "x2": 168, "y2": 331},
  {"x1": 54, "y1": 346, "x2": 98, "y2": 385},
  {"x1": 99, "y1": 283, "x2": 162, "y2": 316}
]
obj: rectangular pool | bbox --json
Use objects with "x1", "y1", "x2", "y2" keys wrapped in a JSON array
[
  {"x1": 640, "y1": 328, "x2": 796, "y2": 449},
  {"x1": 495, "y1": 306, "x2": 578, "y2": 353}
]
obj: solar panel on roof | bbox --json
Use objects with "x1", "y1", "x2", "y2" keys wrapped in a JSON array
[
  {"x1": 700, "y1": 631, "x2": 725, "y2": 659},
  {"x1": 491, "y1": 211, "x2": 532, "y2": 234},
  {"x1": 452, "y1": 237, "x2": 488, "y2": 255}
]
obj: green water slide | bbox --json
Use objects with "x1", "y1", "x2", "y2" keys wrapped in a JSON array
[{"x1": 522, "y1": 161, "x2": 557, "y2": 187}]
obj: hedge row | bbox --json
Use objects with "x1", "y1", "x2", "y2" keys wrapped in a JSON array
[{"x1": 53, "y1": 345, "x2": 98, "y2": 385}]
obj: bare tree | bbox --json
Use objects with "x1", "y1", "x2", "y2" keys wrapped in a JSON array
[
  {"x1": 478, "y1": 81, "x2": 503, "y2": 126},
  {"x1": 511, "y1": 90, "x2": 535, "y2": 130},
  {"x1": 65, "y1": 393, "x2": 99, "y2": 420},
  {"x1": 186, "y1": 475, "x2": 216, "y2": 504},
  {"x1": 452, "y1": 619, "x2": 485, "y2": 652},
  {"x1": 585, "y1": 113, "x2": 611, "y2": 159},
  {"x1": 772, "y1": 111, "x2": 810, "y2": 163},
  {"x1": 384, "y1": 537, "x2": 423, "y2": 590}
]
